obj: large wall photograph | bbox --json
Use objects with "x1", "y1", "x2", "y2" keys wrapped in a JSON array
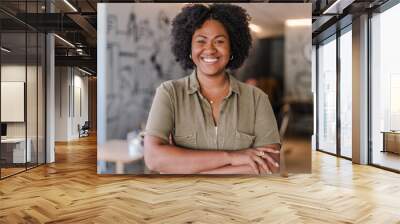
[{"x1": 97, "y1": 3, "x2": 312, "y2": 175}]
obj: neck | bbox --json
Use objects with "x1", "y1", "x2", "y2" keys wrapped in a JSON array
[{"x1": 196, "y1": 70, "x2": 228, "y2": 90}]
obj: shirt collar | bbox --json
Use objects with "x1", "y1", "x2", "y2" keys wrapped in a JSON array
[{"x1": 187, "y1": 70, "x2": 240, "y2": 96}]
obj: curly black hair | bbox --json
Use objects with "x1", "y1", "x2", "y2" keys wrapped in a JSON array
[{"x1": 171, "y1": 4, "x2": 252, "y2": 70}]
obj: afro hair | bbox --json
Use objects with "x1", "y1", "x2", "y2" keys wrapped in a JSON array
[{"x1": 171, "y1": 4, "x2": 252, "y2": 70}]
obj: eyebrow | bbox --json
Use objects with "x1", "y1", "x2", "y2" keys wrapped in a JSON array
[{"x1": 194, "y1": 34, "x2": 227, "y2": 39}]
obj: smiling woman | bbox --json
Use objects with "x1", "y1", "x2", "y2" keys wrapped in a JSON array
[
  {"x1": 191, "y1": 19, "x2": 231, "y2": 79},
  {"x1": 144, "y1": 4, "x2": 281, "y2": 175}
]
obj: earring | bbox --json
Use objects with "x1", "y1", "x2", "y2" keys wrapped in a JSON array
[
  {"x1": 230, "y1": 55, "x2": 234, "y2": 61},
  {"x1": 189, "y1": 54, "x2": 192, "y2": 60}
]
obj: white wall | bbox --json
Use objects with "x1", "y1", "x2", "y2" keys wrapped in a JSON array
[
  {"x1": 55, "y1": 66, "x2": 69, "y2": 141},
  {"x1": 55, "y1": 67, "x2": 89, "y2": 141},
  {"x1": 1, "y1": 63, "x2": 46, "y2": 164},
  {"x1": 1, "y1": 65, "x2": 37, "y2": 138},
  {"x1": 72, "y1": 73, "x2": 89, "y2": 138}
]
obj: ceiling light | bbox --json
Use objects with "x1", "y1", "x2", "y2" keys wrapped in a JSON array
[
  {"x1": 78, "y1": 67, "x2": 93, "y2": 76},
  {"x1": 249, "y1": 23, "x2": 262, "y2": 33},
  {"x1": 285, "y1": 19, "x2": 311, "y2": 27},
  {"x1": 54, "y1": 34, "x2": 75, "y2": 48},
  {"x1": 1, "y1": 47, "x2": 11, "y2": 53},
  {"x1": 63, "y1": 0, "x2": 78, "y2": 12}
]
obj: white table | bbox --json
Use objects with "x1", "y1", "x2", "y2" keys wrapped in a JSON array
[
  {"x1": 97, "y1": 140, "x2": 143, "y2": 174},
  {"x1": 1, "y1": 138, "x2": 31, "y2": 163}
]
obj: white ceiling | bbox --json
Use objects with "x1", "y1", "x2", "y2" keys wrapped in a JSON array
[{"x1": 237, "y1": 3, "x2": 312, "y2": 38}]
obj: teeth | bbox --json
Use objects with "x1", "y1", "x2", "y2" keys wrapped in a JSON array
[{"x1": 202, "y1": 58, "x2": 218, "y2": 63}]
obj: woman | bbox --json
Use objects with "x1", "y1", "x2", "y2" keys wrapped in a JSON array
[{"x1": 144, "y1": 4, "x2": 281, "y2": 174}]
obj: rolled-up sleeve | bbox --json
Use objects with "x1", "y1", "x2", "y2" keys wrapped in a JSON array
[
  {"x1": 145, "y1": 83, "x2": 174, "y2": 142},
  {"x1": 252, "y1": 94, "x2": 281, "y2": 147}
]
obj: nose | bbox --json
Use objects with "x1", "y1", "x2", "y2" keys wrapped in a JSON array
[{"x1": 204, "y1": 42, "x2": 217, "y2": 53}]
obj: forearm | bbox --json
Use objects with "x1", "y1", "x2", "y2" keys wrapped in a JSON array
[
  {"x1": 268, "y1": 143, "x2": 281, "y2": 151},
  {"x1": 199, "y1": 164, "x2": 255, "y2": 174},
  {"x1": 145, "y1": 143, "x2": 231, "y2": 174}
]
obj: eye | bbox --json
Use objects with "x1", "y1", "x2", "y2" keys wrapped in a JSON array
[
  {"x1": 194, "y1": 38, "x2": 206, "y2": 44},
  {"x1": 215, "y1": 39, "x2": 226, "y2": 44}
]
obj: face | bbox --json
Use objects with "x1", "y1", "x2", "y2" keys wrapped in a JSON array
[{"x1": 191, "y1": 19, "x2": 231, "y2": 77}]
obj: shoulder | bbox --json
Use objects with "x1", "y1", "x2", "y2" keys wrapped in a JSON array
[
  {"x1": 157, "y1": 75, "x2": 191, "y2": 102},
  {"x1": 158, "y1": 75, "x2": 189, "y2": 93},
  {"x1": 235, "y1": 80, "x2": 271, "y2": 110}
]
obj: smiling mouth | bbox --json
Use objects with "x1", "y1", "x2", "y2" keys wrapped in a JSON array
[{"x1": 201, "y1": 57, "x2": 219, "y2": 64}]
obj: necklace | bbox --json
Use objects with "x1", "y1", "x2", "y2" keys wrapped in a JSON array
[{"x1": 202, "y1": 80, "x2": 229, "y2": 105}]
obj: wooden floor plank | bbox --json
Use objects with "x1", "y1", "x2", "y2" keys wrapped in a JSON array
[{"x1": 0, "y1": 135, "x2": 400, "y2": 223}]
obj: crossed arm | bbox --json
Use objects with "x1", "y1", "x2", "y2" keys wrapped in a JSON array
[{"x1": 144, "y1": 135, "x2": 280, "y2": 174}]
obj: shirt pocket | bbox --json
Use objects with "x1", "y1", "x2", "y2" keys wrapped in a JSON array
[
  {"x1": 235, "y1": 131, "x2": 256, "y2": 150},
  {"x1": 173, "y1": 133, "x2": 197, "y2": 149}
]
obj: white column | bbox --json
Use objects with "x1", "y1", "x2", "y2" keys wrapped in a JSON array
[
  {"x1": 312, "y1": 45, "x2": 317, "y2": 151},
  {"x1": 46, "y1": 32, "x2": 55, "y2": 163},
  {"x1": 352, "y1": 14, "x2": 369, "y2": 164}
]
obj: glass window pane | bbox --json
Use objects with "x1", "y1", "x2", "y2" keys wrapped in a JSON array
[
  {"x1": 340, "y1": 29, "x2": 352, "y2": 158},
  {"x1": 317, "y1": 37, "x2": 337, "y2": 154},
  {"x1": 1, "y1": 31, "x2": 27, "y2": 177},
  {"x1": 371, "y1": 3, "x2": 400, "y2": 171},
  {"x1": 27, "y1": 31, "x2": 38, "y2": 169},
  {"x1": 1, "y1": 1, "x2": 46, "y2": 179},
  {"x1": 27, "y1": 0, "x2": 39, "y2": 169}
]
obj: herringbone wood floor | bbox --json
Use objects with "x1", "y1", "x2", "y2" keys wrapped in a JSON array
[{"x1": 1, "y1": 135, "x2": 400, "y2": 224}]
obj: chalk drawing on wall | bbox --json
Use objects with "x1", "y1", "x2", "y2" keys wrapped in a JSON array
[{"x1": 105, "y1": 5, "x2": 185, "y2": 139}]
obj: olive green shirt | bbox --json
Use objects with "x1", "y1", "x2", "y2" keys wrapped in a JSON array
[{"x1": 145, "y1": 71, "x2": 281, "y2": 150}]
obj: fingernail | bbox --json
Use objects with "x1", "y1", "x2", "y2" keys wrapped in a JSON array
[{"x1": 275, "y1": 162, "x2": 279, "y2": 167}]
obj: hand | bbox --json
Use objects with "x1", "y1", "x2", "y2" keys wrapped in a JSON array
[
  {"x1": 228, "y1": 148, "x2": 272, "y2": 174},
  {"x1": 255, "y1": 147, "x2": 280, "y2": 174}
]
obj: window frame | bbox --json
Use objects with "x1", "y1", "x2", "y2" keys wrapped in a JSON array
[{"x1": 315, "y1": 22, "x2": 353, "y2": 161}]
